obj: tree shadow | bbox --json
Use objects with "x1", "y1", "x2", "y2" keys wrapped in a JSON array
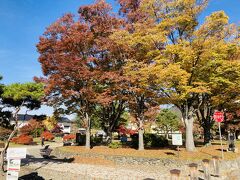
[
  {"x1": 164, "y1": 152, "x2": 175, "y2": 156},
  {"x1": 21, "y1": 154, "x2": 74, "y2": 171},
  {"x1": 19, "y1": 172, "x2": 44, "y2": 180},
  {"x1": 216, "y1": 148, "x2": 227, "y2": 152},
  {"x1": 195, "y1": 142, "x2": 205, "y2": 147}
]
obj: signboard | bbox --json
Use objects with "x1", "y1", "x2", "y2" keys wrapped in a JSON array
[
  {"x1": 6, "y1": 171, "x2": 19, "y2": 180},
  {"x1": 213, "y1": 111, "x2": 224, "y2": 123},
  {"x1": 172, "y1": 133, "x2": 183, "y2": 146},
  {"x1": 7, "y1": 148, "x2": 26, "y2": 159},
  {"x1": 7, "y1": 159, "x2": 21, "y2": 171}
]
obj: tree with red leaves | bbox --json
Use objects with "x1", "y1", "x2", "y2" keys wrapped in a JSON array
[{"x1": 37, "y1": 0, "x2": 126, "y2": 149}]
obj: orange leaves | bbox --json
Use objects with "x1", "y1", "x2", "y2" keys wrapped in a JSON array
[
  {"x1": 11, "y1": 134, "x2": 33, "y2": 145},
  {"x1": 41, "y1": 131, "x2": 54, "y2": 141},
  {"x1": 63, "y1": 134, "x2": 76, "y2": 141},
  {"x1": 37, "y1": 0, "x2": 129, "y2": 116}
]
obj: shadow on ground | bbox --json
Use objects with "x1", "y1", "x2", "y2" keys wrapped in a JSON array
[
  {"x1": 21, "y1": 154, "x2": 74, "y2": 171},
  {"x1": 216, "y1": 148, "x2": 227, "y2": 152},
  {"x1": 19, "y1": 172, "x2": 44, "y2": 180}
]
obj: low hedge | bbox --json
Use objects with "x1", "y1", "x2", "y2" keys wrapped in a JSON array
[
  {"x1": 131, "y1": 133, "x2": 168, "y2": 148},
  {"x1": 41, "y1": 131, "x2": 54, "y2": 141}
]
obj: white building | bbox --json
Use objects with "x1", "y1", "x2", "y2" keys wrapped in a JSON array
[{"x1": 57, "y1": 117, "x2": 72, "y2": 134}]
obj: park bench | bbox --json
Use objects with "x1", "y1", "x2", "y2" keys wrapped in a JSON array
[{"x1": 40, "y1": 145, "x2": 52, "y2": 159}]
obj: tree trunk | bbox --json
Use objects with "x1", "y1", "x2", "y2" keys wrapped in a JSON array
[
  {"x1": 107, "y1": 130, "x2": 112, "y2": 143},
  {"x1": 203, "y1": 118, "x2": 211, "y2": 145},
  {"x1": 1, "y1": 105, "x2": 22, "y2": 172},
  {"x1": 166, "y1": 131, "x2": 169, "y2": 140},
  {"x1": 0, "y1": 126, "x2": 17, "y2": 172},
  {"x1": 138, "y1": 118, "x2": 144, "y2": 150},
  {"x1": 85, "y1": 113, "x2": 91, "y2": 149},
  {"x1": 185, "y1": 116, "x2": 196, "y2": 152}
]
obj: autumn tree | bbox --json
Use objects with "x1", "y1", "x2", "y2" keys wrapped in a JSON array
[
  {"x1": 37, "y1": 0, "x2": 126, "y2": 149},
  {"x1": 20, "y1": 119, "x2": 44, "y2": 137},
  {"x1": 0, "y1": 82, "x2": 43, "y2": 171},
  {"x1": 113, "y1": 0, "x2": 240, "y2": 151}
]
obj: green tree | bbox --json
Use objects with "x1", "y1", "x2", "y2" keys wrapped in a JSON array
[
  {"x1": 156, "y1": 109, "x2": 180, "y2": 139},
  {"x1": 0, "y1": 82, "x2": 44, "y2": 171},
  {"x1": 0, "y1": 76, "x2": 12, "y2": 128}
]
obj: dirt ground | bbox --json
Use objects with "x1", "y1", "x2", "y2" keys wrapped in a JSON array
[{"x1": 60, "y1": 140, "x2": 240, "y2": 162}]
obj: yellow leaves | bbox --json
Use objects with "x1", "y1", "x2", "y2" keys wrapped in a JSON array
[
  {"x1": 195, "y1": 11, "x2": 230, "y2": 40},
  {"x1": 185, "y1": 82, "x2": 210, "y2": 94},
  {"x1": 110, "y1": 0, "x2": 240, "y2": 108},
  {"x1": 43, "y1": 116, "x2": 57, "y2": 131},
  {"x1": 206, "y1": 11, "x2": 229, "y2": 25},
  {"x1": 155, "y1": 64, "x2": 189, "y2": 86}
]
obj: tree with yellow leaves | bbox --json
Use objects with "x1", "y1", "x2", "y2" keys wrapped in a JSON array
[{"x1": 113, "y1": 0, "x2": 240, "y2": 151}]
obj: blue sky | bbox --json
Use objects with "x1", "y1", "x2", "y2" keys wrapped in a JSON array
[{"x1": 0, "y1": 0, "x2": 239, "y2": 116}]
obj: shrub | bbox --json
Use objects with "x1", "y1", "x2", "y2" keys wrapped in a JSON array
[
  {"x1": 108, "y1": 141, "x2": 122, "y2": 149},
  {"x1": 91, "y1": 136, "x2": 102, "y2": 145},
  {"x1": 63, "y1": 134, "x2": 76, "y2": 141},
  {"x1": 20, "y1": 124, "x2": 33, "y2": 135},
  {"x1": 51, "y1": 125, "x2": 63, "y2": 134},
  {"x1": 20, "y1": 119, "x2": 45, "y2": 137},
  {"x1": 0, "y1": 127, "x2": 12, "y2": 141},
  {"x1": 41, "y1": 131, "x2": 54, "y2": 141},
  {"x1": 144, "y1": 134, "x2": 168, "y2": 148},
  {"x1": 11, "y1": 134, "x2": 33, "y2": 145},
  {"x1": 31, "y1": 127, "x2": 45, "y2": 138},
  {"x1": 131, "y1": 133, "x2": 168, "y2": 148}
]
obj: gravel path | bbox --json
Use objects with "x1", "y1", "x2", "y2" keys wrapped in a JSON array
[{"x1": 1, "y1": 143, "x2": 239, "y2": 180}]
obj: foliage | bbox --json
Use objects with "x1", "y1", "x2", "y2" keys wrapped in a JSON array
[
  {"x1": 155, "y1": 109, "x2": 180, "y2": 135},
  {"x1": 108, "y1": 141, "x2": 122, "y2": 149},
  {"x1": 0, "y1": 127, "x2": 12, "y2": 141},
  {"x1": 144, "y1": 134, "x2": 169, "y2": 148},
  {"x1": 117, "y1": 124, "x2": 137, "y2": 135},
  {"x1": 19, "y1": 124, "x2": 33, "y2": 135},
  {"x1": 0, "y1": 82, "x2": 44, "y2": 171},
  {"x1": 0, "y1": 111, "x2": 12, "y2": 128},
  {"x1": 41, "y1": 131, "x2": 54, "y2": 141},
  {"x1": 91, "y1": 102, "x2": 127, "y2": 137},
  {"x1": 75, "y1": 114, "x2": 100, "y2": 129},
  {"x1": 112, "y1": 0, "x2": 240, "y2": 150},
  {"x1": 19, "y1": 119, "x2": 44, "y2": 137},
  {"x1": 42, "y1": 116, "x2": 57, "y2": 131},
  {"x1": 36, "y1": 0, "x2": 128, "y2": 149},
  {"x1": 11, "y1": 134, "x2": 33, "y2": 145},
  {"x1": 2, "y1": 82, "x2": 44, "y2": 107},
  {"x1": 91, "y1": 136, "x2": 102, "y2": 145},
  {"x1": 131, "y1": 133, "x2": 168, "y2": 148},
  {"x1": 63, "y1": 134, "x2": 76, "y2": 141},
  {"x1": 51, "y1": 124, "x2": 63, "y2": 134},
  {"x1": 36, "y1": 0, "x2": 240, "y2": 151}
]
